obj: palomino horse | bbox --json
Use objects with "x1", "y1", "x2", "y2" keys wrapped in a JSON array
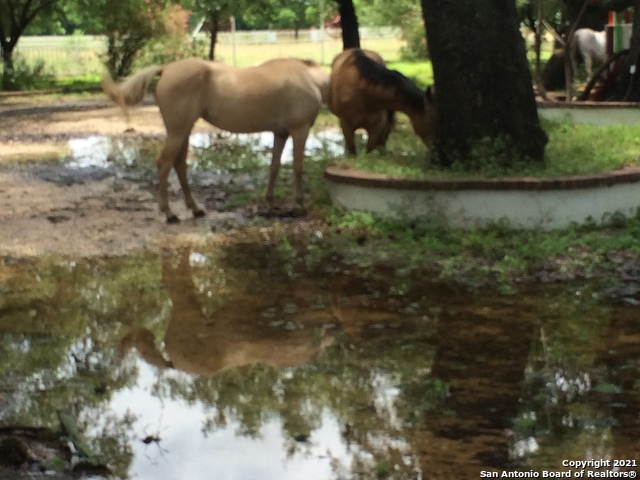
[
  {"x1": 570, "y1": 28, "x2": 606, "y2": 80},
  {"x1": 102, "y1": 57, "x2": 330, "y2": 223},
  {"x1": 328, "y1": 48, "x2": 437, "y2": 155}
]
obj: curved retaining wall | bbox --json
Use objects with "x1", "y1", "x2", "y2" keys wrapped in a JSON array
[
  {"x1": 324, "y1": 166, "x2": 640, "y2": 230},
  {"x1": 537, "y1": 100, "x2": 640, "y2": 125}
]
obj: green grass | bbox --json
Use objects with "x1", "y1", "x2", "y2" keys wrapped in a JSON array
[
  {"x1": 322, "y1": 204, "x2": 640, "y2": 290},
  {"x1": 388, "y1": 61, "x2": 433, "y2": 88},
  {"x1": 344, "y1": 119, "x2": 640, "y2": 179}
]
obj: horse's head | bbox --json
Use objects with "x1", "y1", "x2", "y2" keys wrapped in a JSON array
[{"x1": 410, "y1": 87, "x2": 437, "y2": 146}]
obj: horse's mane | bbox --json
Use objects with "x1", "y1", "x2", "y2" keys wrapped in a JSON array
[{"x1": 352, "y1": 49, "x2": 425, "y2": 112}]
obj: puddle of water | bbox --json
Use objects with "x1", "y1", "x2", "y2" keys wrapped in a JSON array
[
  {"x1": 57, "y1": 131, "x2": 344, "y2": 191},
  {"x1": 66, "y1": 130, "x2": 344, "y2": 171},
  {"x1": 1, "y1": 245, "x2": 639, "y2": 478},
  {"x1": 104, "y1": 362, "x2": 358, "y2": 480}
]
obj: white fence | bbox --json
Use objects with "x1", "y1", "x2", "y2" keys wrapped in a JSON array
[{"x1": 12, "y1": 27, "x2": 402, "y2": 77}]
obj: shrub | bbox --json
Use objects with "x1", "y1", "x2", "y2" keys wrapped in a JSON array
[
  {"x1": 0, "y1": 55, "x2": 52, "y2": 91},
  {"x1": 400, "y1": 12, "x2": 429, "y2": 61},
  {"x1": 137, "y1": 3, "x2": 194, "y2": 66}
]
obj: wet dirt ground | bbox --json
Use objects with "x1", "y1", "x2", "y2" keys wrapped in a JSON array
[
  {"x1": 0, "y1": 94, "x2": 237, "y2": 258},
  {"x1": 2, "y1": 94, "x2": 640, "y2": 480}
]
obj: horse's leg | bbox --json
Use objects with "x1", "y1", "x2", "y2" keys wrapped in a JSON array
[
  {"x1": 365, "y1": 115, "x2": 389, "y2": 152},
  {"x1": 339, "y1": 119, "x2": 357, "y2": 156},
  {"x1": 584, "y1": 53, "x2": 593, "y2": 80},
  {"x1": 174, "y1": 137, "x2": 205, "y2": 219},
  {"x1": 266, "y1": 132, "x2": 288, "y2": 205},
  {"x1": 290, "y1": 128, "x2": 310, "y2": 206},
  {"x1": 570, "y1": 46, "x2": 582, "y2": 80},
  {"x1": 365, "y1": 128, "x2": 378, "y2": 153},
  {"x1": 156, "y1": 133, "x2": 188, "y2": 223}
]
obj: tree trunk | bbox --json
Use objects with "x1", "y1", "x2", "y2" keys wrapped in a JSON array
[
  {"x1": 0, "y1": 0, "x2": 58, "y2": 90},
  {"x1": 424, "y1": 307, "x2": 535, "y2": 476},
  {"x1": 208, "y1": 11, "x2": 220, "y2": 61},
  {"x1": 1, "y1": 44, "x2": 16, "y2": 90},
  {"x1": 337, "y1": 0, "x2": 360, "y2": 49},
  {"x1": 421, "y1": 0, "x2": 548, "y2": 166}
]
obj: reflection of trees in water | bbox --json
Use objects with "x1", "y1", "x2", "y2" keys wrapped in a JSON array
[
  {"x1": 513, "y1": 287, "x2": 640, "y2": 468},
  {"x1": 105, "y1": 136, "x2": 162, "y2": 183},
  {"x1": 0, "y1": 254, "x2": 168, "y2": 477},
  {"x1": 3, "y1": 243, "x2": 639, "y2": 477},
  {"x1": 119, "y1": 245, "x2": 443, "y2": 477}
]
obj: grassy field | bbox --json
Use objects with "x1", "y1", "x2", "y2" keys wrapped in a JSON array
[
  {"x1": 8, "y1": 34, "x2": 405, "y2": 79},
  {"x1": 210, "y1": 37, "x2": 405, "y2": 67},
  {"x1": 8, "y1": 30, "x2": 553, "y2": 81}
]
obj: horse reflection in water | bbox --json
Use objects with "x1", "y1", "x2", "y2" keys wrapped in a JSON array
[{"x1": 120, "y1": 249, "x2": 335, "y2": 376}]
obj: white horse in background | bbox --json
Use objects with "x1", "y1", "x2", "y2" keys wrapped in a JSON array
[{"x1": 570, "y1": 28, "x2": 607, "y2": 80}]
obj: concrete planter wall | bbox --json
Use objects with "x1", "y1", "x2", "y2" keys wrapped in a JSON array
[
  {"x1": 537, "y1": 100, "x2": 640, "y2": 125},
  {"x1": 324, "y1": 166, "x2": 640, "y2": 230},
  {"x1": 325, "y1": 102, "x2": 640, "y2": 230}
]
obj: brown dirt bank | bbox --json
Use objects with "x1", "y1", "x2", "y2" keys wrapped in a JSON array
[{"x1": 0, "y1": 94, "x2": 246, "y2": 258}]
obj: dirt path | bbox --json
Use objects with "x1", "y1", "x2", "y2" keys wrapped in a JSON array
[{"x1": 0, "y1": 94, "x2": 235, "y2": 258}]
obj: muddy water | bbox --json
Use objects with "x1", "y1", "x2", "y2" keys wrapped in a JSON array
[{"x1": 1, "y1": 242, "x2": 639, "y2": 479}]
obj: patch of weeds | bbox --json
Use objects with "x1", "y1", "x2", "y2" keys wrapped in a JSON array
[
  {"x1": 375, "y1": 462, "x2": 391, "y2": 478},
  {"x1": 403, "y1": 378, "x2": 451, "y2": 424},
  {"x1": 187, "y1": 131, "x2": 336, "y2": 209},
  {"x1": 319, "y1": 207, "x2": 640, "y2": 290},
  {"x1": 333, "y1": 210, "x2": 378, "y2": 230},
  {"x1": 108, "y1": 137, "x2": 162, "y2": 182},
  {"x1": 190, "y1": 133, "x2": 270, "y2": 174}
]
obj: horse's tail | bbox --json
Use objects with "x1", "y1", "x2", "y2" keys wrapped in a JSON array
[{"x1": 101, "y1": 65, "x2": 163, "y2": 123}]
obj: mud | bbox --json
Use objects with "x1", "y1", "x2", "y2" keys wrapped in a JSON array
[{"x1": 0, "y1": 95, "x2": 256, "y2": 258}]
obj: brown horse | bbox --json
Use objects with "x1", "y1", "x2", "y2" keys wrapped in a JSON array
[
  {"x1": 328, "y1": 48, "x2": 437, "y2": 155},
  {"x1": 102, "y1": 57, "x2": 330, "y2": 223}
]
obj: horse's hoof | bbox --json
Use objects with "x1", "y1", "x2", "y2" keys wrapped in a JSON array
[
  {"x1": 193, "y1": 209, "x2": 206, "y2": 219},
  {"x1": 166, "y1": 214, "x2": 180, "y2": 224}
]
